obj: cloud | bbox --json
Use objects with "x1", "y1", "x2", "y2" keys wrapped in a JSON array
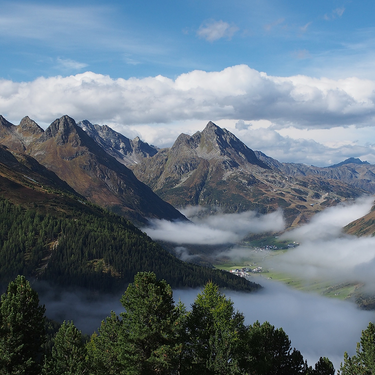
[
  {"x1": 143, "y1": 209, "x2": 285, "y2": 246},
  {"x1": 264, "y1": 18, "x2": 285, "y2": 32},
  {"x1": 292, "y1": 49, "x2": 311, "y2": 59},
  {"x1": 324, "y1": 7, "x2": 345, "y2": 21},
  {"x1": 197, "y1": 20, "x2": 239, "y2": 42},
  {"x1": 222, "y1": 281, "x2": 373, "y2": 370},
  {"x1": 1, "y1": 65, "x2": 375, "y2": 130},
  {"x1": 230, "y1": 122, "x2": 375, "y2": 166},
  {"x1": 282, "y1": 196, "x2": 374, "y2": 242},
  {"x1": 269, "y1": 196, "x2": 375, "y2": 290},
  {"x1": 56, "y1": 58, "x2": 88, "y2": 71},
  {"x1": 300, "y1": 22, "x2": 312, "y2": 33}
]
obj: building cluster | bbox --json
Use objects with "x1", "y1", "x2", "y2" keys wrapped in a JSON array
[{"x1": 230, "y1": 266, "x2": 263, "y2": 278}]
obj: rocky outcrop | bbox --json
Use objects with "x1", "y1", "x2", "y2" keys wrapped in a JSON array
[{"x1": 78, "y1": 120, "x2": 158, "y2": 166}]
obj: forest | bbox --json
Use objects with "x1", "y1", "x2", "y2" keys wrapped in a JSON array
[
  {"x1": 1, "y1": 273, "x2": 373, "y2": 374},
  {"x1": 0, "y1": 197, "x2": 259, "y2": 292}
]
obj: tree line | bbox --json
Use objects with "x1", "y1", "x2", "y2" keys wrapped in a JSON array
[{"x1": 1, "y1": 273, "x2": 372, "y2": 374}]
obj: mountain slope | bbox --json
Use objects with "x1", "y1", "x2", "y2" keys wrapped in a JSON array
[
  {"x1": 0, "y1": 159, "x2": 260, "y2": 292},
  {"x1": 0, "y1": 115, "x2": 185, "y2": 225},
  {"x1": 344, "y1": 204, "x2": 375, "y2": 237},
  {"x1": 131, "y1": 121, "x2": 365, "y2": 227}
]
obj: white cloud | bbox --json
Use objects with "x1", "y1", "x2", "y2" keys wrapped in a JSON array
[
  {"x1": 264, "y1": 18, "x2": 285, "y2": 32},
  {"x1": 324, "y1": 7, "x2": 345, "y2": 21},
  {"x1": 56, "y1": 58, "x2": 88, "y2": 71},
  {"x1": 1, "y1": 65, "x2": 375, "y2": 166},
  {"x1": 143, "y1": 209, "x2": 285, "y2": 245},
  {"x1": 270, "y1": 196, "x2": 375, "y2": 290},
  {"x1": 300, "y1": 22, "x2": 312, "y2": 33},
  {"x1": 1, "y1": 65, "x2": 375, "y2": 129},
  {"x1": 197, "y1": 20, "x2": 239, "y2": 42}
]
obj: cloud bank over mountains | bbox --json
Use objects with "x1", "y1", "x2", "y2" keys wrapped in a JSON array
[
  {"x1": 2, "y1": 64, "x2": 375, "y2": 166},
  {"x1": 143, "y1": 208, "x2": 285, "y2": 245},
  {"x1": 2, "y1": 65, "x2": 374, "y2": 128},
  {"x1": 270, "y1": 196, "x2": 375, "y2": 290}
]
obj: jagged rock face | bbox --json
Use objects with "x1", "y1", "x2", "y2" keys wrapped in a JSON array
[
  {"x1": 132, "y1": 121, "x2": 366, "y2": 227},
  {"x1": 0, "y1": 115, "x2": 185, "y2": 225},
  {"x1": 0, "y1": 116, "x2": 43, "y2": 152},
  {"x1": 78, "y1": 120, "x2": 158, "y2": 166}
]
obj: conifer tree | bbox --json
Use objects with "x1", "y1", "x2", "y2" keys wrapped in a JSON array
[
  {"x1": 340, "y1": 322, "x2": 375, "y2": 374},
  {"x1": 118, "y1": 271, "x2": 181, "y2": 374},
  {"x1": 244, "y1": 320, "x2": 306, "y2": 375},
  {"x1": 186, "y1": 282, "x2": 246, "y2": 375},
  {"x1": 0, "y1": 275, "x2": 46, "y2": 375},
  {"x1": 43, "y1": 321, "x2": 87, "y2": 375},
  {"x1": 87, "y1": 312, "x2": 126, "y2": 375}
]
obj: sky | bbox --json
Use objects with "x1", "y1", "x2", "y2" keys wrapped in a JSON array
[{"x1": 1, "y1": 0, "x2": 375, "y2": 165}]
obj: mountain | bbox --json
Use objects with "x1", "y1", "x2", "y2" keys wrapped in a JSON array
[
  {"x1": 77, "y1": 120, "x2": 158, "y2": 166},
  {"x1": 0, "y1": 155, "x2": 260, "y2": 292},
  {"x1": 329, "y1": 157, "x2": 370, "y2": 168},
  {"x1": 0, "y1": 115, "x2": 185, "y2": 225},
  {"x1": 344, "y1": 204, "x2": 375, "y2": 237},
  {"x1": 129, "y1": 121, "x2": 365, "y2": 227},
  {"x1": 255, "y1": 152, "x2": 375, "y2": 194}
]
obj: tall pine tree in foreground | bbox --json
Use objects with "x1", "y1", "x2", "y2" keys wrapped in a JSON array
[
  {"x1": 340, "y1": 322, "x2": 375, "y2": 374},
  {"x1": 0, "y1": 275, "x2": 46, "y2": 375},
  {"x1": 43, "y1": 321, "x2": 88, "y2": 374}
]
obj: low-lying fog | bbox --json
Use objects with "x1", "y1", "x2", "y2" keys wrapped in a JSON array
[{"x1": 40, "y1": 196, "x2": 375, "y2": 371}]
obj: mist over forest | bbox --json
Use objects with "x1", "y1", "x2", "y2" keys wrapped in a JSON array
[{"x1": 35, "y1": 196, "x2": 375, "y2": 371}]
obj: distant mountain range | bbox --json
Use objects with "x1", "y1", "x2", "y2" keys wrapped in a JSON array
[
  {"x1": 0, "y1": 121, "x2": 259, "y2": 292},
  {"x1": 2, "y1": 115, "x2": 374, "y2": 230},
  {"x1": 2, "y1": 113, "x2": 375, "y2": 292}
]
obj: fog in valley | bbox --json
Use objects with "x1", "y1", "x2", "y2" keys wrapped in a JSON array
[{"x1": 39, "y1": 196, "x2": 375, "y2": 370}]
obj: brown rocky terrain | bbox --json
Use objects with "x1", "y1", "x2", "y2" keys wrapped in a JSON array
[
  {"x1": 0, "y1": 115, "x2": 185, "y2": 225},
  {"x1": 129, "y1": 121, "x2": 366, "y2": 227}
]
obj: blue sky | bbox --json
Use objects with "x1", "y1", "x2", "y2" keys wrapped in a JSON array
[{"x1": 1, "y1": 0, "x2": 375, "y2": 166}]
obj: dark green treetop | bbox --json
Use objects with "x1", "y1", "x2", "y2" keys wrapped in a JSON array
[{"x1": 0, "y1": 275, "x2": 46, "y2": 375}]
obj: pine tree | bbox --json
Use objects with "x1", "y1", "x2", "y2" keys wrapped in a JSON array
[
  {"x1": 87, "y1": 312, "x2": 126, "y2": 375},
  {"x1": 186, "y1": 282, "x2": 246, "y2": 375},
  {"x1": 340, "y1": 322, "x2": 375, "y2": 374},
  {"x1": 244, "y1": 320, "x2": 306, "y2": 375},
  {"x1": 118, "y1": 271, "x2": 181, "y2": 374},
  {"x1": 43, "y1": 321, "x2": 88, "y2": 375},
  {"x1": 0, "y1": 275, "x2": 46, "y2": 375}
]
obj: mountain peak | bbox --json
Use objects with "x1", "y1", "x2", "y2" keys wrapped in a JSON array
[
  {"x1": 41, "y1": 115, "x2": 83, "y2": 145},
  {"x1": 0, "y1": 115, "x2": 15, "y2": 129},
  {"x1": 18, "y1": 116, "x2": 44, "y2": 135},
  {"x1": 329, "y1": 157, "x2": 370, "y2": 168}
]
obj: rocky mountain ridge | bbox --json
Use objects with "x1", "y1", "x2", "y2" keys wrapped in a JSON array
[
  {"x1": 0, "y1": 115, "x2": 185, "y2": 225},
  {"x1": 126, "y1": 122, "x2": 366, "y2": 227},
  {"x1": 78, "y1": 120, "x2": 158, "y2": 166}
]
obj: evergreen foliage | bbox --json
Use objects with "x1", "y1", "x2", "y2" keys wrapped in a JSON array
[
  {"x1": 340, "y1": 322, "x2": 375, "y2": 374},
  {"x1": 0, "y1": 275, "x2": 46, "y2": 374},
  {"x1": 185, "y1": 282, "x2": 246, "y2": 374},
  {"x1": 0, "y1": 273, "x2": 342, "y2": 375},
  {"x1": 0, "y1": 197, "x2": 259, "y2": 292},
  {"x1": 43, "y1": 321, "x2": 88, "y2": 375}
]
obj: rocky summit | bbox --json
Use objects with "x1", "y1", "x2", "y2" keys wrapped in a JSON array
[
  {"x1": 126, "y1": 121, "x2": 368, "y2": 227},
  {"x1": 0, "y1": 115, "x2": 185, "y2": 225},
  {"x1": 1, "y1": 115, "x2": 373, "y2": 229}
]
